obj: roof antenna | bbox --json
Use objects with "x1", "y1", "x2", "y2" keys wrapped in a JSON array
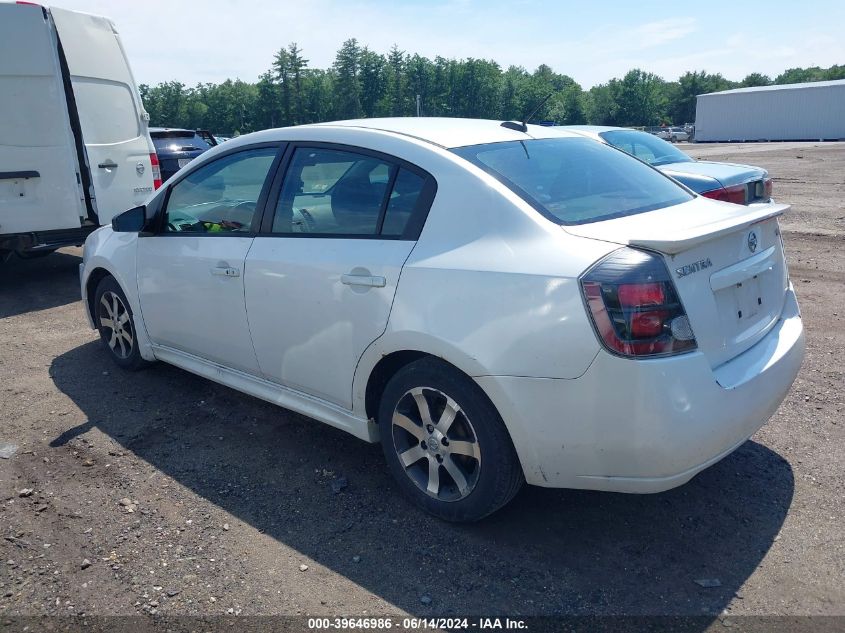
[{"x1": 501, "y1": 92, "x2": 554, "y2": 133}]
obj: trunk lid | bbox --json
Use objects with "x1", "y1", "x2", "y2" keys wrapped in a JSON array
[
  {"x1": 661, "y1": 160, "x2": 766, "y2": 188},
  {"x1": 565, "y1": 198, "x2": 790, "y2": 368}
]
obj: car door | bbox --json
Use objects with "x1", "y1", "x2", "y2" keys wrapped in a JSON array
[
  {"x1": 50, "y1": 7, "x2": 154, "y2": 224},
  {"x1": 245, "y1": 144, "x2": 436, "y2": 409},
  {"x1": 0, "y1": 3, "x2": 83, "y2": 234},
  {"x1": 137, "y1": 144, "x2": 282, "y2": 375}
]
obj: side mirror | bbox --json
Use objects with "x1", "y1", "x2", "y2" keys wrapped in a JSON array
[{"x1": 111, "y1": 205, "x2": 147, "y2": 232}]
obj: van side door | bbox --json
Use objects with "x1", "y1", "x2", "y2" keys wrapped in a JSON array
[
  {"x1": 0, "y1": 3, "x2": 83, "y2": 236},
  {"x1": 51, "y1": 8, "x2": 154, "y2": 225}
]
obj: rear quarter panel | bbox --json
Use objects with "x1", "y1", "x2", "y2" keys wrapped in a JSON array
[{"x1": 352, "y1": 151, "x2": 616, "y2": 417}]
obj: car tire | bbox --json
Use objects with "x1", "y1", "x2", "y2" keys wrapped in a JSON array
[
  {"x1": 378, "y1": 357, "x2": 524, "y2": 522},
  {"x1": 94, "y1": 276, "x2": 150, "y2": 371}
]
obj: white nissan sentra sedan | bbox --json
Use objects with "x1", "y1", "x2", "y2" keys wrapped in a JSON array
[{"x1": 80, "y1": 118, "x2": 805, "y2": 522}]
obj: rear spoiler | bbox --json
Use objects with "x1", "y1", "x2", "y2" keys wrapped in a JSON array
[
  {"x1": 563, "y1": 202, "x2": 790, "y2": 255},
  {"x1": 625, "y1": 203, "x2": 789, "y2": 255}
]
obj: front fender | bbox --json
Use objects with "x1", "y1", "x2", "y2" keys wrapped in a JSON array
[{"x1": 81, "y1": 229, "x2": 155, "y2": 361}]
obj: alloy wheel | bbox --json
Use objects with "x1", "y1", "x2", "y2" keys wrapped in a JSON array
[
  {"x1": 98, "y1": 291, "x2": 134, "y2": 359},
  {"x1": 391, "y1": 387, "x2": 481, "y2": 502}
]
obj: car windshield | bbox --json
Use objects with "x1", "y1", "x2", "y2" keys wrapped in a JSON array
[
  {"x1": 151, "y1": 131, "x2": 211, "y2": 153},
  {"x1": 599, "y1": 130, "x2": 693, "y2": 167},
  {"x1": 452, "y1": 137, "x2": 692, "y2": 225}
]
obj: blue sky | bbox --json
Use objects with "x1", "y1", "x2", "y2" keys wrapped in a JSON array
[{"x1": 48, "y1": 0, "x2": 845, "y2": 88}]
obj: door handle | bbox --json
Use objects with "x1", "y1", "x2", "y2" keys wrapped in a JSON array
[
  {"x1": 98, "y1": 160, "x2": 119, "y2": 169},
  {"x1": 211, "y1": 266, "x2": 240, "y2": 277},
  {"x1": 341, "y1": 274, "x2": 386, "y2": 288}
]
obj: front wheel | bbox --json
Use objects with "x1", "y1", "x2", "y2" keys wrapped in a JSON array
[
  {"x1": 94, "y1": 276, "x2": 150, "y2": 371},
  {"x1": 378, "y1": 358, "x2": 524, "y2": 522}
]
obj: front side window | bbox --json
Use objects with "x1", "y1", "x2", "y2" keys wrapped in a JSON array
[
  {"x1": 163, "y1": 147, "x2": 277, "y2": 233},
  {"x1": 453, "y1": 137, "x2": 693, "y2": 225},
  {"x1": 273, "y1": 148, "x2": 424, "y2": 237},
  {"x1": 598, "y1": 130, "x2": 693, "y2": 167}
]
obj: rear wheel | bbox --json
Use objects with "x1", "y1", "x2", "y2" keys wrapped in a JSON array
[
  {"x1": 378, "y1": 358, "x2": 524, "y2": 522},
  {"x1": 94, "y1": 276, "x2": 149, "y2": 371}
]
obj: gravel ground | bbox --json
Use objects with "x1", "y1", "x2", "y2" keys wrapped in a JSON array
[{"x1": 0, "y1": 143, "x2": 843, "y2": 626}]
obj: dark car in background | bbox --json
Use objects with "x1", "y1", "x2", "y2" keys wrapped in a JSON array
[
  {"x1": 149, "y1": 128, "x2": 217, "y2": 183},
  {"x1": 565, "y1": 126, "x2": 772, "y2": 205}
]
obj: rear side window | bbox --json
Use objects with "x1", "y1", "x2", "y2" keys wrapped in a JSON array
[
  {"x1": 453, "y1": 138, "x2": 692, "y2": 225},
  {"x1": 382, "y1": 169, "x2": 425, "y2": 237},
  {"x1": 272, "y1": 148, "x2": 429, "y2": 238},
  {"x1": 72, "y1": 79, "x2": 140, "y2": 144},
  {"x1": 598, "y1": 130, "x2": 693, "y2": 167}
]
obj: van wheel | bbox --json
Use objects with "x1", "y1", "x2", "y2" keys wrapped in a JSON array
[
  {"x1": 16, "y1": 248, "x2": 57, "y2": 259},
  {"x1": 378, "y1": 358, "x2": 524, "y2": 522},
  {"x1": 94, "y1": 276, "x2": 149, "y2": 371}
]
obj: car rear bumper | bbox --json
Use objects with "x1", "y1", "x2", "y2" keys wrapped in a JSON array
[{"x1": 476, "y1": 285, "x2": 804, "y2": 492}]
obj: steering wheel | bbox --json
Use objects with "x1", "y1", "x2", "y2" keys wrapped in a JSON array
[{"x1": 166, "y1": 211, "x2": 205, "y2": 233}]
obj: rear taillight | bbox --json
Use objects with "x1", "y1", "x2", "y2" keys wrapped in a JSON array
[
  {"x1": 702, "y1": 183, "x2": 746, "y2": 205},
  {"x1": 150, "y1": 152, "x2": 162, "y2": 190},
  {"x1": 580, "y1": 248, "x2": 697, "y2": 358},
  {"x1": 764, "y1": 178, "x2": 773, "y2": 199}
]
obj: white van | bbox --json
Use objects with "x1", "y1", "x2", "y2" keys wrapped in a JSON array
[{"x1": 0, "y1": 2, "x2": 159, "y2": 261}]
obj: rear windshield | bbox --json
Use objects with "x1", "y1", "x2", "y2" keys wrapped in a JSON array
[
  {"x1": 598, "y1": 130, "x2": 693, "y2": 167},
  {"x1": 452, "y1": 137, "x2": 693, "y2": 225},
  {"x1": 151, "y1": 131, "x2": 211, "y2": 153}
]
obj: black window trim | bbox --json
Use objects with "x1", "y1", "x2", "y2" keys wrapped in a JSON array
[
  {"x1": 149, "y1": 141, "x2": 287, "y2": 237},
  {"x1": 257, "y1": 141, "x2": 438, "y2": 241}
]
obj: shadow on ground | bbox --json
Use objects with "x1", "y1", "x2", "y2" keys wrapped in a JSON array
[
  {"x1": 50, "y1": 340, "x2": 793, "y2": 619},
  {"x1": 0, "y1": 249, "x2": 82, "y2": 318}
]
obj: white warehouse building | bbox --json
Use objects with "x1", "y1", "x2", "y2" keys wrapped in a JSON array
[{"x1": 694, "y1": 79, "x2": 845, "y2": 142}]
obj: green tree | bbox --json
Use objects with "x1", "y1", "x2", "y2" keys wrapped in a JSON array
[
  {"x1": 668, "y1": 71, "x2": 734, "y2": 125},
  {"x1": 384, "y1": 45, "x2": 407, "y2": 116},
  {"x1": 303, "y1": 68, "x2": 335, "y2": 123},
  {"x1": 255, "y1": 71, "x2": 281, "y2": 129},
  {"x1": 359, "y1": 47, "x2": 386, "y2": 117},
  {"x1": 139, "y1": 44, "x2": 843, "y2": 134},
  {"x1": 272, "y1": 47, "x2": 292, "y2": 125},
  {"x1": 406, "y1": 54, "x2": 433, "y2": 116},
  {"x1": 457, "y1": 58, "x2": 501, "y2": 118},
  {"x1": 612, "y1": 69, "x2": 668, "y2": 126},
  {"x1": 740, "y1": 72, "x2": 771, "y2": 87},
  {"x1": 286, "y1": 43, "x2": 308, "y2": 124},
  {"x1": 775, "y1": 66, "x2": 826, "y2": 84},
  {"x1": 333, "y1": 39, "x2": 363, "y2": 119},
  {"x1": 586, "y1": 83, "x2": 617, "y2": 124},
  {"x1": 549, "y1": 85, "x2": 587, "y2": 124},
  {"x1": 140, "y1": 80, "x2": 188, "y2": 127}
]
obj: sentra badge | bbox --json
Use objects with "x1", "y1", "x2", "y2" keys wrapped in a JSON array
[{"x1": 675, "y1": 258, "x2": 712, "y2": 278}]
